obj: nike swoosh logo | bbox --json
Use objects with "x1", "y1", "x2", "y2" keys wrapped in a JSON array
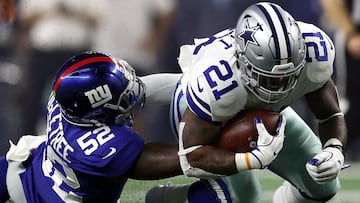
[{"x1": 102, "y1": 147, "x2": 117, "y2": 159}]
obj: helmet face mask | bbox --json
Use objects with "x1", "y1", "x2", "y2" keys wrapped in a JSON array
[
  {"x1": 104, "y1": 71, "x2": 145, "y2": 124},
  {"x1": 54, "y1": 51, "x2": 145, "y2": 126},
  {"x1": 234, "y1": 2, "x2": 306, "y2": 103}
]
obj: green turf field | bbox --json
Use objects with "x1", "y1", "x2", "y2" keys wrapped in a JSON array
[{"x1": 120, "y1": 162, "x2": 360, "y2": 203}]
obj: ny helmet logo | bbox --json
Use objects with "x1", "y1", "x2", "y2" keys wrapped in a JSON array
[{"x1": 84, "y1": 84, "x2": 112, "y2": 108}]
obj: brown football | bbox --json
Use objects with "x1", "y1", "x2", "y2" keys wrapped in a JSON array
[{"x1": 217, "y1": 110, "x2": 280, "y2": 153}]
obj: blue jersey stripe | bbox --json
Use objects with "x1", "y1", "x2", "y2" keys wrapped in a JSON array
[
  {"x1": 257, "y1": 4, "x2": 281, "y2": 64},
  {"x1": 271, "y1": 4, "x2": 291, "y2": 63},
  {"x1": 186, "y1": 85, "x2": 212, "y2": 121},
  {"x1": 176, "y1": 90, "x2": 184, "y2": 125}
]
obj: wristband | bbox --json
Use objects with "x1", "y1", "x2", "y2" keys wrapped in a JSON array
[
  {"x1": 316, "y1": 112, "x2": 344, "y2": 124},
  {"x1": 324, "y1": 138, "x2": 343, "y2": 151}
]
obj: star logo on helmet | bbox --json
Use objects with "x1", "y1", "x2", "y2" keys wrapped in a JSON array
[
  {"x1": 237, "y1": 27, "x2": 261, "y2": 51},
  {"x1": 236, "y1": 19, "x2": 261, "y2": 50},
  {"x1": 237, "y1": 30, "x2": 258, "y2": 48}
]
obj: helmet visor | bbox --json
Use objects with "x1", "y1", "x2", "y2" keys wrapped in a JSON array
[
  {"x1": 241, "y1": 59, "x2": 303, "y2": 103},
  {"x1": 257, "y1": 72, "x2": 298, "y2": 92}
]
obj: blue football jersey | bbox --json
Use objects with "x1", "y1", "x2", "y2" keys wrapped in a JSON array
[{"x1": 19, "y1": 93, "x2": 144, "y2": 202}]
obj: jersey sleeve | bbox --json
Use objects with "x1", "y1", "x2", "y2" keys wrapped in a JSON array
[
  {"x1": 101, "y1": 127, "x2": 144, "y2": 176},
  {"x1": 141, "y1": 73, "x2": 181, "y2": 105},
  {"x1": 65, "y1": 124, "x2": 144, "y2": 177},
  {"x1": 185, "y1": 72, "x2": 214, "y2": 122}
]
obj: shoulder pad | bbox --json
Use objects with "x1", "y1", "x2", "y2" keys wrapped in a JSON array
[{"x1": 298, "y1": 22, "x2": 334, "y2": 83}]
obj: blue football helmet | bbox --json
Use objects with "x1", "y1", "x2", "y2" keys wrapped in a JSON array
[
  {"x1": 53, "y1": 51, "x2": 145, "y2": 126},
  {"x1": 234, "y1": 2, "x2": 306, "y2": 103}
]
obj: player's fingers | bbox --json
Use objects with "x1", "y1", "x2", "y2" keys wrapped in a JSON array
[
  {"x1": 306, "y1": 163, "x2": 324, "y2": 180},
  {"x1": 254, "y1": 117, "x2": 265, "y2": 133},
  {"x1": 306, "y1": 162, "x2": 337, "y2": 184},
  {"x1": 255, "y1": 117, "x2": 272, "y2": 143},
  {"x1": 272, "y1": 131, "x2": 285, "y2": 148},
  {"x1": 309, "y1": 151, "x2": 332, "y2": 167},
  {"x1": 275, "y1": 115, "x2": 286, "y2": 136},
  {"x1": 306, "y1": 163, "x2": 317, "y2": 174},
  {"x1": 317, "y1": 161, "x2": 339, "y2": 174}
]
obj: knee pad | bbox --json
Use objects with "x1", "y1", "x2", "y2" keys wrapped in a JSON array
[
  {"x1": 273, "y1": 181, "x2": 337, "y2": 203},
  {"x1": 298, "y1": 190, "x2": 336, "y2": 202}
]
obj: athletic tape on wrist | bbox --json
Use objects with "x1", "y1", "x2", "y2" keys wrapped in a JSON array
[
  {"x1": 324, "y1": 138, "x2": 343, "y2": 151},
  {"x1": 235, "y1": 153, "x2": 252, "y2": 171},
  {"x1": 316, "y1": 112, "x2": 344, "y2": 124}
]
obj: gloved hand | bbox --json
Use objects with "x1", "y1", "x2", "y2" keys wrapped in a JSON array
[
  {"x1": 306, "y1": 145, "x2": 345, "y2": 184},
  {"x1": 235, "y1": 115, "x2": 286, "y2": 170}
]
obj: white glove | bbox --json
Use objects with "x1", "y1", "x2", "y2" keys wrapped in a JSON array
[
  {"x1": 235, "y1": 115, "x2": 286, "y2": 170},
  {"x1": 306, "y1": 144, "x2": 345, "y2": 184}
]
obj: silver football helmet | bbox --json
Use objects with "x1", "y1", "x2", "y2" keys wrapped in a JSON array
[{"x1": 235, "y1": 2, "x2": 306, "y2": 103}]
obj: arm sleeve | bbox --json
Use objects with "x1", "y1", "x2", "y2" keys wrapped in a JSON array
[{"x1": 140, "y1": 73, "x2": 182, "y2": 105}]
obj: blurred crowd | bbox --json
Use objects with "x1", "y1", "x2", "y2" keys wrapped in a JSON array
[{"x1": 0, "y1": 0, "x2": 359, "y2": 161}]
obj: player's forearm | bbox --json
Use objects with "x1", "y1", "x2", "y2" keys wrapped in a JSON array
[
  {"x1": 129, "y1": 143, "x2": 182, "y2": 180},
  {"x1": 305, "y1": 80, "x2": 347, "y2": 146},
  {"x1": 318, "y1": 116, "x2": 347, "y2": 148},
  {"x1": 187, "y1": 145, "x2": 238, "y2": 175}
]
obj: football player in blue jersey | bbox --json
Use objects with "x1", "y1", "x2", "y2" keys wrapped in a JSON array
[
  {"x1": 0, "y1": 51, "x2": 183, "y2": 203},
  {"x1": 146, "y1": 2, "x2": 349, "y2": 203}
]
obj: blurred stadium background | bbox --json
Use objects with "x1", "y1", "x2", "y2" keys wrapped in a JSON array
[{"x1": 1, "y1": 0, "x2": 360, "y2": 202}]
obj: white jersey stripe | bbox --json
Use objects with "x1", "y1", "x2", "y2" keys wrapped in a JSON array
[
  {"x1": 259, "y1": 3, "x2": 289, "y2": 64},
  {"x1": 172, "y1": 84, "x2": 183, "y2": 137},
  {"x1": 260, "y1": 3, "x2": 288, "y2": 63},
  {"x1": 208, "y1": 179, "x2": 228, "y2": 203}
]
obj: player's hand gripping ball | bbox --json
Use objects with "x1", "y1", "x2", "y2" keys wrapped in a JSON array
[{"x1": 217, "y1": 110, "x2": 280, "y2": 153}]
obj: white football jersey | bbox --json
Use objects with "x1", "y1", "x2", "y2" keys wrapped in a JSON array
[{"x1": 178, "y1": 22, "x2": 335, "y2": 124}]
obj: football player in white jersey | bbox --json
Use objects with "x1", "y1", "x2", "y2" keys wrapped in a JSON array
[
  {"x1": 146, "y1": 2, "x2": 348, "y2": 203},
  {"x1": 0, "y1": 51, "x2": 183, "y2": 203}
]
